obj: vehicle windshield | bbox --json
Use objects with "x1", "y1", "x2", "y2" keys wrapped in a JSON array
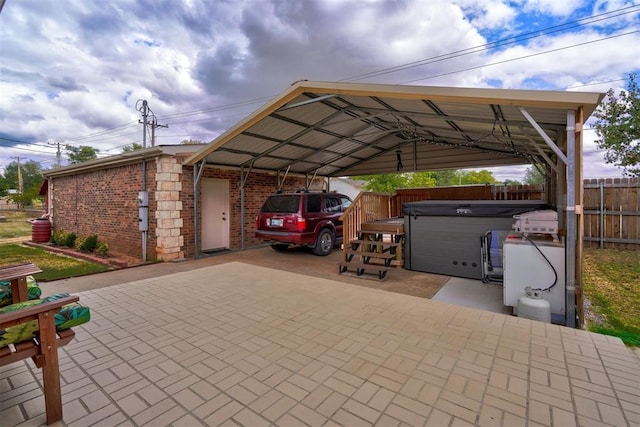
[{"x1": 261, "y1": 195, "x2": 299, "y2": 213}]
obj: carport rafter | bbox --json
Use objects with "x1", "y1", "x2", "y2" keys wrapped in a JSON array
[{"x1": 232, "y1": 99, "x2": 373, "y2": 172}]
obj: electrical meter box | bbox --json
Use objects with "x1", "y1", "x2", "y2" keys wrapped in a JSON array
[
  {"x1": 138, "y1": 191, "x2": 149, "y2": 207},
  {"x1": 138, "y1": 191, "x2": 149, "y2": 231}
]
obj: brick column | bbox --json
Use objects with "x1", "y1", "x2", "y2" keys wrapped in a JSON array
[{"x1": 155, "y1": 157, "x2": 184, "y2": 261}]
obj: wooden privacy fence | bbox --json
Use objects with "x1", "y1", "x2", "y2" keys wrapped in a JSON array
[
  {"x1": 342, "y1": 185, "x2": 544, "y2": 242},
  {"x1": 391, "y1": 184, "x2": 544, "y2": 216},
  {"x1": 342, "y1": 182, "x2": 640, "y2": 250},
  {"x1": 583, "y1": 178, "x2": 640, "y2": 249}
]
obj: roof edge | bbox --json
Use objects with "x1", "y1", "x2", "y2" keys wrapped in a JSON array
[
  {"x1": 184, "y1": 82, "x2": 307, "y2": 165},
  {"x1": 184, "y1": 80, "x2": 605, "y2": 166},
  {"x1": 43, "y1": 148, "x2": 164, "y2": 178}
]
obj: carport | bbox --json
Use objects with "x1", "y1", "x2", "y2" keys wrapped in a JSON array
[{"x1": 185, "y1": 80, "x2": 605, "y2": 328}]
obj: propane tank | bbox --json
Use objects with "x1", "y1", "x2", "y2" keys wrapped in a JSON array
[{"x1": 517, "y1": 286, "x2": 551, "y2": 323}]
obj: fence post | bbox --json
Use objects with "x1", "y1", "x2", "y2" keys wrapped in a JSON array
[{"x1": 599, "y1": 180, "x2": 604, "y2": 249}]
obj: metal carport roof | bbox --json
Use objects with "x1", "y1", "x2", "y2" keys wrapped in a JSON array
[
  {"x1": 185, "y1": 80, "x2": 606, "y2": 328},
  {"x1": 185, "y1": 80, "x2": 605, "y2": 177}
]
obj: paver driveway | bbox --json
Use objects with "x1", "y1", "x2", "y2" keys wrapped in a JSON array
[{"x1": 1, "y1": 262, "x2": 639, "y2": 426}]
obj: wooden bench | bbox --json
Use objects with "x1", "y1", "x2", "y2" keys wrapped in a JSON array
[
  {"x1": 0, "y1": 295, "x2": 79, "y2": 425},
  {"x1": 0, "y1": 263, "x2": 42, "y2": 304}
]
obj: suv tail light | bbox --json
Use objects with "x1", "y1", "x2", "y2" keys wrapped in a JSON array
[{"x1": 296, "y1": 215, "x2": 306, "y2": 231}]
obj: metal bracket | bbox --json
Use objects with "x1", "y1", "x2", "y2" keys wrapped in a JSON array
[
  {"x1": 518, "y1": 107, "x2": 568, "y2": 165},
  {"x1": 277, "y1": 165, "x2": 291, "y2": 192}
]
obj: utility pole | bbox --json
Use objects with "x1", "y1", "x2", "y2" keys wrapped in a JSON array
[
  {"x1": 149, "y1": 116, "x2": 168, "y2": 147},
  {"x1": 140, "y1": 100, "x2": 149, "y2": 148},
  {"x1": 137, "y1": 101, "x2": 167, "y2": 148},
  {"x1": 48, "y1": 141, "x2": 61, "y2": 167},
  {"x1": 10, "y1": 156, "x2": 23, "y2": 195}
]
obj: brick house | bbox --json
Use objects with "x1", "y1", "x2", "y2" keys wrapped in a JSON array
[{"x1": 43, "y1": 145, "x2": 323, "y2": 262}]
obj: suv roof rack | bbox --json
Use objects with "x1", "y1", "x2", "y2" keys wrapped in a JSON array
[{"x1": 276, "y1": 189, "x2": 329, "y2": 194}]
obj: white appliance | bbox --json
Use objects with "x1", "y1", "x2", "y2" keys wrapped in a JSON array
[
  {"x1": 512, "y1": 209, "x2": 559, "y2": 241},
  {"x1": 503, "y1": 232, "x2": 566, "y2": 324}
]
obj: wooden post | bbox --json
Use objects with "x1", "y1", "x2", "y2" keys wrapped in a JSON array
[{"x1": 38, "y1": 308, "x2": 63, "y2": 425}]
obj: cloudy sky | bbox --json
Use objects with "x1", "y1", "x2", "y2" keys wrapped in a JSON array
[{"x1": 1, "y1": 0, "x2": 639, "y2": 182}]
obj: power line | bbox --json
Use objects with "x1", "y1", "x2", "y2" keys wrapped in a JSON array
[
  {"x1": 341, "y1": 4, "x2": 640, "y2": 83},
  {"x1": 154, "y1": 5, "x2": 639, "y2": 124},
  {"x1": 402, "y1": 30, "x2": 640, "y2": 85},
  {"x1": 64, "y1": 120, "x2": 139, "y2": 142}
]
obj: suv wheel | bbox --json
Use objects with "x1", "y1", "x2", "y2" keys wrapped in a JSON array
[
  {"x1": 313, "y1": 229, "x2": 334, "y2": 256},
  {"x1": 270, "y1": 244, "x2": 289, "y2": 252}
]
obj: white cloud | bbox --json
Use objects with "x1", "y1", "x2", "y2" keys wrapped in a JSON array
[
  {"x1": 523, "y1": 0, "x2": 585, "y2": 16},
  {"x1": 0, "y1": 0, "x2": 637, "y2": 180},
  {"x1": 452, "y1": 0, "x2": 517, "y2": 29}
]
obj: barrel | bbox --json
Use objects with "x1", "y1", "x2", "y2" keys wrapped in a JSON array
[{"x1": 31, "y1": 218, "x2": 52, "y2": 243}]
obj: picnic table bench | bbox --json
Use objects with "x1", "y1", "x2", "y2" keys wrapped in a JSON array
[{"x1": 0, "y1": 263, "x2": 89, "y2": 425}]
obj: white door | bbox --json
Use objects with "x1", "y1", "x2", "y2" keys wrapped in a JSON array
[{"x1": 201, "y1": 178, "x2": 230, "y2": 251}]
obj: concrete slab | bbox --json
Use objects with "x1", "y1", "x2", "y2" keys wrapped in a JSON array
[
  {"x1": 2, "y1": 262, "x2": 639, "y2": 426},
  {"x1": 433, "y1": 277, "x2": 511, "y2": 315}
]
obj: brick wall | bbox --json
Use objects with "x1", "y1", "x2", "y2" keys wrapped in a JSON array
[
  {"x1": 50, "y1": 161, "x2": 157, "y2": 260},
  {"x1": 51, "y1": 157, "x2": 325, "y2": 261},
  {"x1": 180, "y1": 166, "x2": 324, "y2": 258}
]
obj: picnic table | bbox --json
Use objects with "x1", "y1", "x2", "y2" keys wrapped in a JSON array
[{"x1": 0, "y1": 263, "x2": 43, "y2": 303}]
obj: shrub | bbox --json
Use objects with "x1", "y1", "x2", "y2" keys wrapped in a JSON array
[
  {"x1": 51, "y1": 230, "x2": 66, "y2": 246},
  {"x1": 96, "y1": 242, "x2": 109, "y2": 257},
  {"x1": 51, "y1": 230, "x2": 76, "y2": 247},
  {"x1": 79, "y1": 234, "x2": 99, "y2": 253},
  {"x1": 64, "y1": 233, "x2": 77, "y2": 248},
  {"x1": 74, "y1": 237, "x2": 85, "y2": 251}
]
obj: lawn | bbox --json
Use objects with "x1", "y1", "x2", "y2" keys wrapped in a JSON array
[
  {"x1": 0, "y1": 243, "x2": 110, "y2": 281},
  {"x1": 583, "y1": 247, "x2": 640, "y2": 346},
  {"x1": 0, "y1": 210, "x2": 39, "y2": 239}
]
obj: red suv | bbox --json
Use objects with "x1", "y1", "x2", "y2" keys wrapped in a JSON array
[{"x1": 255, "y1": 192, "x2": 352, "y2": 255}]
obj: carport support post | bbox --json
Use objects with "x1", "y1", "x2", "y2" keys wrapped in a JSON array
[
  {"x1": 193, "y1": 161, "x2": 206, "y2": 259},
  {"x1": 240, "y1": 166, "x2": 246, "y2": 250},
  {"x1": 565, "y1": 110, "x2": 577, "y2": 328},
  {"x1": 239, "y1": 164, "x2": 253, "y2": 250}
]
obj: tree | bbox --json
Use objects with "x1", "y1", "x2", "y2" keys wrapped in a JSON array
[
  {"x1": 352, "y1": 169, "x2": 499, "y2": 192},
  {"x1": 431, "y1": 170, "x2": 459, "y2": 186},
  {"x1": 352, "y1": 173, "x2": 408, "y2": 193},
  {"x1": 593, "y1": 74, "x2": 640, "y2": 177},
  {"x1": 523, "y1": 166, "x2": 545, "y2": 185},
  {"x1": 503, "y1": 179, "x2": 522, "y2": 185},
  {"x1": 180, "y1": 139, "x2": 205, "y2": 145},
  {"x1": 123, "y1": 143, "x2": 143, "y2": 153},
  {"x1": 65, "y1": 145, "x2": 99, "y2": 164},
  {"x1": 456, "y1": 170, "x2": 499, "y2": 185},
  {"x1": 406, "y1": 172, "x2": 437, "y2": 188},
  {"x1": 1, "y1": 160, "x2": 44, "y2": 207}
]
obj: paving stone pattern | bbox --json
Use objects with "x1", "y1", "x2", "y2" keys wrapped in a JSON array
[{"x1": 1, "y1": 262, "x2": 639, "y2": 426}]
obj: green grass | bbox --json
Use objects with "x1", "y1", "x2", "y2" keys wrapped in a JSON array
[
  {"x1": 0, "y1": 243, "x2": 110, "y2": 281},
  {"x1": 0, "y1": 211, "x2": 38, "y2": 239},
  {"x1": 583, "y1": 247, "x2": 640, "y2": 346}
]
